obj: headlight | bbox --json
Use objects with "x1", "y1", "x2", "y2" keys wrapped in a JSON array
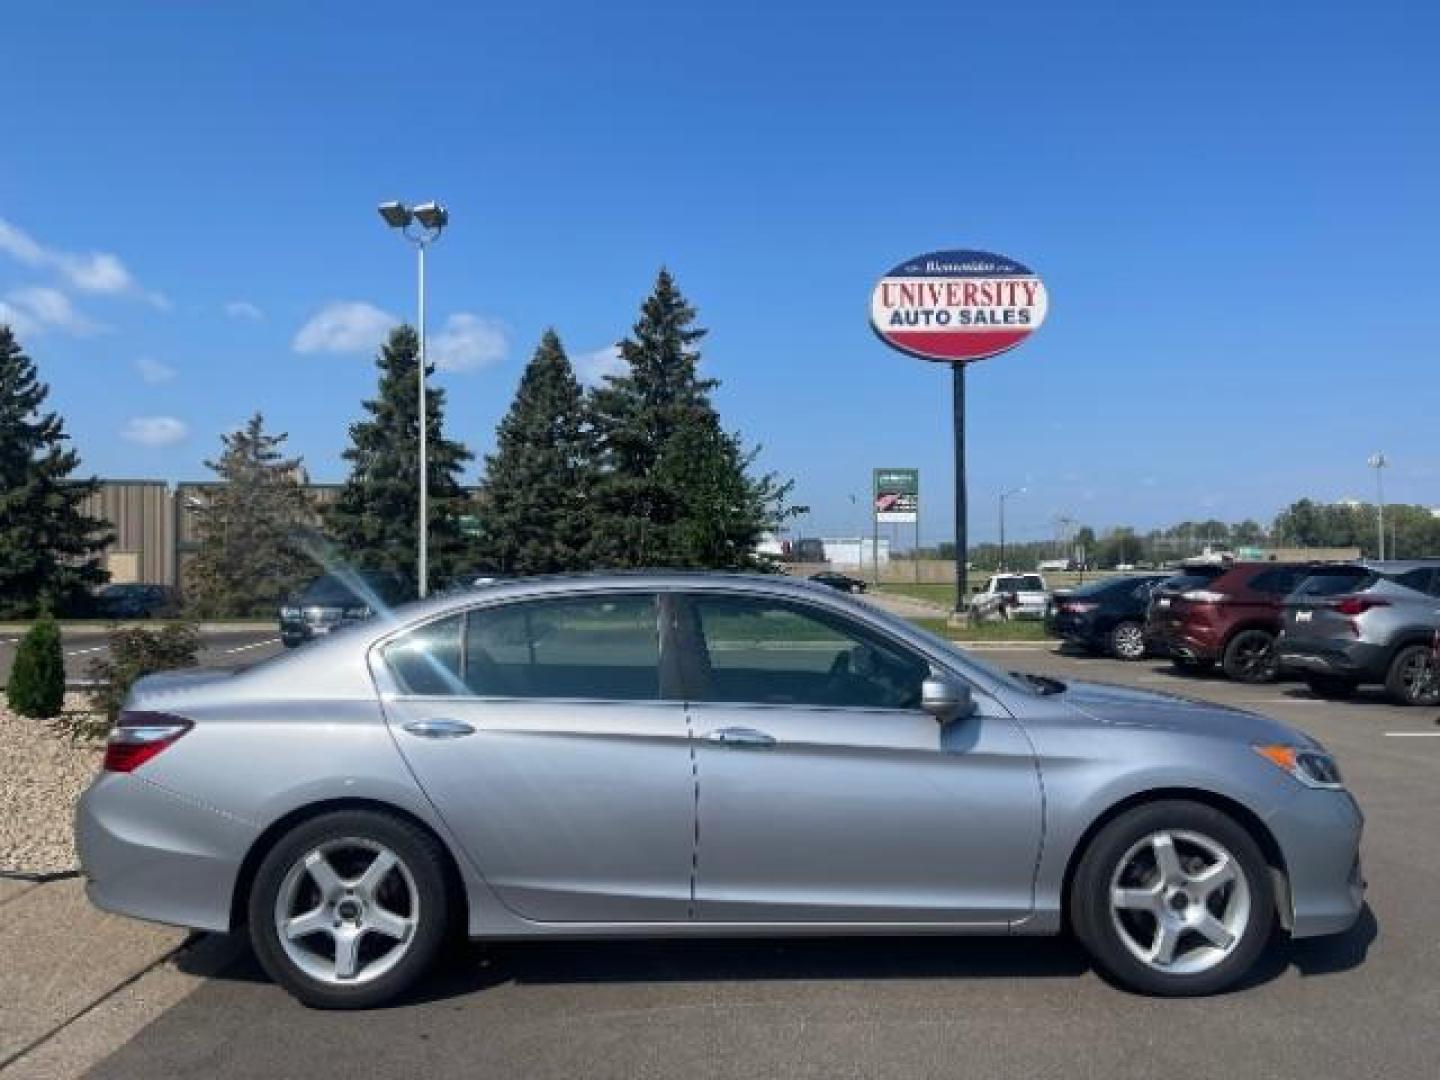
[{"x1": 1254, "y1": 744, "x2": 1345, "y2": 790}]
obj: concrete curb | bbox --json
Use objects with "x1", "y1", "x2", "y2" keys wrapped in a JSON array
[
  {"x1": 0, "y1": 879, "x2": 186, "y2": 1072},
  {"x1": 0, "y1": 622, "x2": 272, "y2": 636}
]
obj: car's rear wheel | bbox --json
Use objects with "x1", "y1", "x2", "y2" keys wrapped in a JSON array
[
  {"x1": 1222, "y1": 629, "x2": 1279, "y2": 684},
  {"x1": 1071, "y1": 800, "x2": 1273, "y2": 996},
  {"x1": 248, "y1": 809, "x2": 452, "y2": 1009},
  {"x1": 1305, "y1": 674, "x2": 1357, "y2": 700},
  {"x1": 1384, "y1": 644, "x2": 1440, "y2": 706},
  {"x1": 1108, "y1": 621, "x2": 1146, "y2": 661}
]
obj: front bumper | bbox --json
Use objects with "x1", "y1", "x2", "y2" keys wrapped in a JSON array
[
  {"x1": 76, "y1": 773, "x2": 258, "y2": 932},
  {"x1": 1268, "y1": 785, "x2": 1366, "y2": 938}
]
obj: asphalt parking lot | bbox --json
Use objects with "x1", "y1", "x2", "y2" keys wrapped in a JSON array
[{"x1": 76, "y1": 642, "x2": 1439, "y2": 1080}]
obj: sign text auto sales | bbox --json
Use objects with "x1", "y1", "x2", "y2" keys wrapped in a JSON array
[{"x1": 875, "y1": 277, "x2": 1042, "y2": 329}]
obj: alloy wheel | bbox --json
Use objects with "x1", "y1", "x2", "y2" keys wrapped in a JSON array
[
  {"x1": 1108, "y1": 829, "x2": 1251, "y2": 975},
  {"x1": 273, "y1": 838, "x2": 419, "y2": 986},
  {"x1": 1398, "y1": 649, "x2": 1440, "y2": 705},
  {"x1": 1227, "y1": 632, "x2": 1277, "y2": 683},
  {"x1": 1112, "y1": 623, "x2": 1145, "y2": 660}
]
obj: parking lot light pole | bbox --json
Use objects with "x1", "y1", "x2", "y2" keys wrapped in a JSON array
[
  {"x1": 999, "y1": 486, "x2": 1026, "y2": 571},
  {"x1": 1367, "y1": 452, "x2": 1388, "y2": 560},
  {"x1": 378, "y1": 199, "x2": 449, "y2": 598}
]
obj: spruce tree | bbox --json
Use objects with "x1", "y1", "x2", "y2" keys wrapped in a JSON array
[
  {"x1": 588, "y1": 269, "x2": 797, "y2": 568},
  {"x1": 327, "y1": 326, "x2": 473, "y2": 592},
  {"x1": 474, "y1": 330, "x2": 595, "y2": 574},
  {"x1": 0, "y1": 326, "x2": 111, "y2": 617},
  {"x1": 183, "y1": 413, "x2": 314, "y2": 617}
]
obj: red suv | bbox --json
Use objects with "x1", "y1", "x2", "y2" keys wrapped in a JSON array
[{"x1": 1144, "y1": 562, "x2": 1311, "y2": 683}]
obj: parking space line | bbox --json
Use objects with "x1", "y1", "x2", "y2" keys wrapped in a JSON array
[
  {"x1": 224, "y1": 638, "x2": 279, "y2": 654},
  {"x1": 1384, "y1": 731, "x2": 1440, "y2": 737},
  {"x1": 64, "y1": 645, "x2": 106, "y2": 657}
]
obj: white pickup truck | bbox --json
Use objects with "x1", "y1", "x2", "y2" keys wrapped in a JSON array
[{"x1": 970, "y1": 572, "x2": 1051, "y2": 621}]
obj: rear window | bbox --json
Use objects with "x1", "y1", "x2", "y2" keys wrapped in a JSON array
[
  {"x1": 1291, "y1": 568, "x2": 1378, "y2": 599},
  {"x1": 1246, "y1": 567, "x2": 1308, "y2": 596},
  {"x1": 1158, "y1": 567, "x2": 1225, "y2": 592},
  {"x1": 996, "y1": 575, "x2": 1044, "y2": 592}
]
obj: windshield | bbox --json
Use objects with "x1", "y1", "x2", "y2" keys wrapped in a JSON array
[
  {"x1": 1158, "y1": 567, "x2": 1225, "y2": 592},
  {"x1": 296, "y1": 573, "x2": 402, "y2": 605},
  {"x1": 1292, "y1": 567, "x2": 1377, "y2": 599}
]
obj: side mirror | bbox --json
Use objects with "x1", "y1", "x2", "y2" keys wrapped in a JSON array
[{"x1": 922, "y1": 677, "x2": 974, "y2": 723}]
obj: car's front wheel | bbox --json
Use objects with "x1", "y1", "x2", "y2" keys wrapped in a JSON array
[
  {"x1": 248, "y1": 809, "x2": 452, "y2": 1009},
  {"x1": 1071, "y1": 800, "x2": 1274, "y2": 996}
]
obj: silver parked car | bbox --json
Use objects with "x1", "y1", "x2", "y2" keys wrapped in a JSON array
[
  {"x1": 77, "y1": 572, "x2": 1364, "y2": 1008},
  {"x1": 1278, "y1": 560, "x2": 1440, "y2": 704}
]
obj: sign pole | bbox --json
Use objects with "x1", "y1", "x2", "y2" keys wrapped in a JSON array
[{"x1": 952, "y1": 362, "x2": 968, "y2": 613}]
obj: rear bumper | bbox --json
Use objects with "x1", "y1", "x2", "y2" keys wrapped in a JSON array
[
  {"x1": 1145, "y1": 622, "x2": 1222, "y2": 662},
  {"x1": 1278, "y1": 638, "x2": 1390, "y2": 683},
  {"x1": 1269, "y1": 786, "x2": 1366, "y2": 938},
  {"x1": 76, "y1": 773, "x2": 258, "y2": 932}
]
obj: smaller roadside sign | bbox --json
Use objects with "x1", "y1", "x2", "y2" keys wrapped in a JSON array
[{"x1": 874, "y1": 468, "x2": 919, "y2": 524}]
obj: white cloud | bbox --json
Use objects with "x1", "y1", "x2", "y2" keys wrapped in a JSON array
[
  {"x1": 293, "y1": 300, "x2": 397, "y2": 355},
  {"x1": 1, "y1": 286, "x2": 105, "y2": 336},
  {"x1": 0, "y1": 217, "x2": 168, "y2": 307},
  {"x1": 224, "y1": 300, "x2": 264, "y2": 321},
  {"x1": 0, "y1": 299, "x2": 38, "y2": 338},
  {"x1": 573, "y1": 343, "x2": 626, "y2": 385},
  {"x1": 429, "y1": 313, "x2": 507, "y2": 372},
  {"x1": 135, "y1": 357, "x2": 176, "y2": 384},
  {"x1": 121, "y1": 416, "x2": 189, "y2": 447}
]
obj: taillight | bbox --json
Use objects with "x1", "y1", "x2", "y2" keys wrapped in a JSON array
[
  {"x1": 103, "y1": 711, "x2": 193, "y2": 773},
  {"x1": 1330, "y1": 596, "x2": 1389, "y2": 617}
]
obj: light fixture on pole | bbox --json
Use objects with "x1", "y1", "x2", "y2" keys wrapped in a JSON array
[
  {"x1": 377, "y1": 198, "x2": 449, "y2": 598},
  {"x1": 1367, "y1": 452, "x2": 1388, "y2": 560},
  {"x1": 999, "y1": 486, "x2": 1026, "y2": 570}
]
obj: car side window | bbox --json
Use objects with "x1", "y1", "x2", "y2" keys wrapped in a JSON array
[
  {"x1": 685, "y1": 595, "x2": 929, "y2": 710},
  {"x1": 1249, "y1": 568, "x2": 1304, "y2": 596},
  {"x1": 382, "y1": 614, "x2": 465, "y2": 695},
  {"x1": 464, "y1": 594, "x2": 661, "y2": 700}
]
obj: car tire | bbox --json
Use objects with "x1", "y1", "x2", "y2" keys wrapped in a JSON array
[
  {"x1": 1071, "y1": 800, "x2": 1274, "y2": 997},
  {"x1": 1384, "y1": 644, "x2": 1440, "y2": 706},
  {"x1": 1222, "y1": 629, "x2": 1279, "y2": 684},
  {"x1": 247, "y1": 809, "x2": 453, "y2": 1009},
  {"x1": 1108, "y1": 621, "x2": 1146, "y2": 661},
  {"x1": 1305, "y1": 675, "x2": 1356, "y2": 700}
]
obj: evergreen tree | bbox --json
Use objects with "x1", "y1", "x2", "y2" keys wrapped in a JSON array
[
  {"x1": 183, "y1": 413, "x2": 314, "y2": 617},
  {"x1": 588, "y1": 269, "x2": 797, "y2": 568},
  {"x1": 474, "y1": 330, "x2": 595, "y2": 573},
  {"x1": 327, "y1": 326, "x2": 473, "y2": 591},
  {"x1": 0, "y1": 326, "x2": 111, "y2": 617}
]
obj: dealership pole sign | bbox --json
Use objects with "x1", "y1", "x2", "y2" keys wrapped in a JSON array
[
  {"x1": 868, "y1": 249, "x2": 1047, "y2": 609},
  {"x1": 874, "y1": 468, "x2": 918, "y2": 523}
]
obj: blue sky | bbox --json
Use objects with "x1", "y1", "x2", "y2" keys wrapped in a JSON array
[{"x1": 2, "y1": 0, "x2": 1437, "y2": 546}]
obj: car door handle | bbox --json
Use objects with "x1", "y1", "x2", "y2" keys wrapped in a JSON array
[
  {"x1": 703, "y1": 726, "x2": 776, "y2": 749},
  {"x1": 402, "y1": 719, "x2": 476, "y2": 739}
]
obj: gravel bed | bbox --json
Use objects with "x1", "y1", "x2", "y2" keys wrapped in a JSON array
[{"x1": 0, "y1": 694, "x2": 105, "y2": 874}]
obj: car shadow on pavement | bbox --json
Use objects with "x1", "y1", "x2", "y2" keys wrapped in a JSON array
[{"x1": 194, "y1": 908, "x2": 1378, "y2": 1007}]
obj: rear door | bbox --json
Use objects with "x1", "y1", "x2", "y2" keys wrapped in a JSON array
[{"x1": 378, "y1": 591, "x2": 695, "y2": 923}]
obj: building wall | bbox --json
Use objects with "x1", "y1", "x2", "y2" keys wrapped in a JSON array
[{"x1": 79, "y1": 480, "x2": 176, "y2": 586}]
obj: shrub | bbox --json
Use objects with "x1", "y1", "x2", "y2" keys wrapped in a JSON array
[
  {"x1": 85, "y1": 622, "x2": 200, "y2": 732},
  {"x1": 6, "y1": 613, "x2": 65, "y2": 718}
]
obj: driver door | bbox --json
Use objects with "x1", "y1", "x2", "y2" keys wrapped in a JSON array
[{"x1": 678, "y1": 592, "x2": 1042, "y2": 925}]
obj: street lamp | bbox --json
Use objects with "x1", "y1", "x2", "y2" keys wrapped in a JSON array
[
  {"x1": 1367, "y1": 452, "x2": 1388, "y2": 560},
  {"x1": 378, "y1": 198, "x2": 449, "y2": 598},
  {"x1": 998, "y1": 486, "x2": 1026, "y2": 570}
]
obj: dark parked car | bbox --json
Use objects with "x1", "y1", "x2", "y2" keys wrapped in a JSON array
[
  {"x1": 1145, "y1": 562, "x2": 1312, "y2": 683},
  {"x1": 92, "y1": 583, "x2": 179, "y2": 620},
  {"x1": 1047, "y1": 574, "x2": 1169, "y2": 659},
  {"x1": 1278, "y1": 560, "x2": 1440, "y2": 704},
  {"x1": 279, "y1": 570, "x2": 412, "y2": 647},
  {"x1": 808, "y1": 571, "x2": 867, "y2": 594}
]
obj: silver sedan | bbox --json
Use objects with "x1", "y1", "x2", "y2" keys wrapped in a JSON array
[{"x1": 77, "y1": 572, "x2": 1365, "y2": 1008}]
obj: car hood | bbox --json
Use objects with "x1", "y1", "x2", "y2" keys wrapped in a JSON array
[{"x1": 1057, "y1": 679, "x2": 1316, "y2": 748}]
